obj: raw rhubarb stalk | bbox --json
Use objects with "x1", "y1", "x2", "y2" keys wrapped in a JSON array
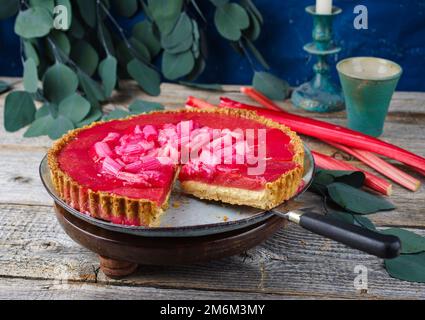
[
  {"x1": 240, "y1": 87, "x2": 283, "y2": 112},
  {"x1": 325, "y1": 141, "x2": 420, "y2": 192},
  {"x1": 215, "y1": 95, "x2": 425, "y2": 175},
  {"x1": 186, "y1": 96, "x2": 217, "y2": 110},
  {"x1": 312, "y1": 151, "x2": 392, "y2": 196}
]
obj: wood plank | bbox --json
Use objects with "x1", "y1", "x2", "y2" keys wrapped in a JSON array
[
  {"x1": 0, "y1": 202, "x2": 425, "y2": 299},
  {"x1": 0, "y1": 277, "x2": 308, "y2": 300}
]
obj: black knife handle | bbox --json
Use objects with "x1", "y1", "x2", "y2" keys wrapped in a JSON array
[{"x1": 299, "y1": 212, "x2": 401, "y2": 259}]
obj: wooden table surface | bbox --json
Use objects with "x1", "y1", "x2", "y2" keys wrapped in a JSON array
[{"x1": 0, "y1": 77, "x2": 424, "y2": 300}]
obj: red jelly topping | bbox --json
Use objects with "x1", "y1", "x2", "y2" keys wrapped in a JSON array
[{"x1": 58, "y1": 111, "x2": 297, "y2": 206}]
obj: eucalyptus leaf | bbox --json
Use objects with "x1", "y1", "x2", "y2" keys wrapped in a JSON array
[
  {"x1": 327, "y1": 210, "x2": 355, "y2": 224},
  {"x1": 214, "y1": 3, "x2": 250, "y2": 41},
  {"x1": 116, "y1": 41, "x2": 134, "y2": 67},
  {"x1": 35, "y1": 103, "x2": 54, "y2": 119},
  {"x1": 0, "y1": 0, "x2": 20, "y2": 20},
  {"x1": 240, "y1": 0, "x2": 263, "y2": 24},
  {"x1": 4, "y1": 91, "x2": 36, "y2": 132},
  {"x1": 23, "y1": 58, "x2": 39, "y2": 93},
  {"x1": 112, "y1": 0, "x2": 138, "y2": 17},
  {"x1": 24, "y1": 114, "x2": 55, "y2": 137},
  {"x1": 43, "y1": 63, "x2": 79, "y2": 104},
  {"x1": 77, "y1": 108, "x2": 103, "y2": 127},
  {"x1": 185, "y1": 57, "x2": 206, "y2": 81},
  {"x1": 103, "y1": 109, "x2": 130, "y2": 121},
  {"x1": 210, "y1": 0, "x2": 229, "y2": 6},
  {"x1": 98, "y1": 21, "x2": 116, "y2": 56},
  {"x1": 166, "y1": 35, "x2": 193, "y2": 54},
  {"x1": 48, "y1": 115, "x2": 74, "y2": 139},
  {"x1": 58, "y1": 94, "x2": 91, "y2": 124},
  {"x1": 253, "y1": 71, "x2": 290, "y2": 100},
  {"x1": 129, "y1": 37, "x2": 151, "y2": 62},
  {"x1": 381, "y1": 228, "x2": 425, "y2": 254},
  {"x1": 98, "y1": 56, "x2": 117, "y2": 98},
  {"x1": 78, "y1": 71, "x2": 106, "y2": 107},
  {"x1": 29, "y1": 0, "x2": 55, "y2": 12},
  {"x1": 15, "y1": 7, "x2": 53, "y2": 39},
  {"x1": 129, "y1": 99, "x2": 164, "y2": 114},
  {"x1": 162, "y1": 50, "x2": 195, "y2": 80},
  {"x1": 76, "y1": 0, "x2": 96, "y2": 28},
  {"x1": 353, "y1": 215, "x2": 376, "y2": 230},
  {"x1": 161, "y1": 13, "x2": 193, "y2": 50},
  {"x1": 385, "y1": 252, "x2": 425, "y2": 283},
  {"x1": 327, "y1": 183, "x2": 395, "y2": 215},
  {"x1": 132, "y1": 20, "x2": 161, "y2": 57},
  {"x1": 148, "y1": 0, "x2": 183, "y2": 35},
  {"x1": 127, "y1": 59, "x2": 161, "y2": 96},
  {"x1": 23, "y1": 40, "x2": 40, "y2": 66},
  {"x1": 69, "y1": 15, "x2": 85, "y2": 39},
  {"x1": 71, "y1": 40, "x2": 99, "y2": 76},
  {"x1": 244, "y1": 8, "x2": 261, "y2": 41},
  {"x1": 50, "y1": 31, "x2": 71, "y2": 56}
]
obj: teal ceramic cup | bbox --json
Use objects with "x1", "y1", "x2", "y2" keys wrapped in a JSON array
[{"x1": 337, "y1": 57, "x2": 402, "y2": 137}]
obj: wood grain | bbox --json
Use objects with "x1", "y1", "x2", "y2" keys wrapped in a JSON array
[
  {"x1": 1, "y1": 78, "x2": 425, "y2": 299},
  {"x1": 1, "y1": 202, "x2": 425, "y2": 299}
]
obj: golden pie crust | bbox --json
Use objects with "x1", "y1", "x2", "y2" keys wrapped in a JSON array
[{"x1": 48, "y1": 108, "x2": 304, "y2": 227}]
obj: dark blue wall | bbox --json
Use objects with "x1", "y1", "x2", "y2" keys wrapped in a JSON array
[{"x1": 1, "y1": 0, "x2": 425, "y2": 91}]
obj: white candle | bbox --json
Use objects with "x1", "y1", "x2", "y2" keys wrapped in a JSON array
[{"x1": 316, "y1": 0, "x2": 333, "y2": 14}]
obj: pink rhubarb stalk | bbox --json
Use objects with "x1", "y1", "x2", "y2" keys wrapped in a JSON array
[
  {"x1": 326, "y1": 141, "x2": 421, "y2": 192},
  {"x1": 214, "y1": 92, "x2": 425, "y2": 175},
  {"x1": 312, "y1": 151, "x2": 392, "y2": 196}
]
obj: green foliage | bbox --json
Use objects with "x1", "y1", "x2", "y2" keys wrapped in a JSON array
[
  {"x1": 98, "y1": 56, "x2": 118, "y2": 97},
  {"x1": 380, "y1": 228, "x2": 425, "y2": 254},
  {"x1": 253, "y1": 71, "x2": 290, "y2": 100},
  {"x1": 43, "y1": 63, "x2": 79, "y2": 104},
  {"x1": 2, "y1": 0, "x2": 289, "y2": 140},
  {"x1": 214, "y1": 2, "x2": 249, "y2": 41},
  {"x1": 312, "y1": 169, "x2": 425, "y2": 283},
  {"x1": 15, "y1": 7, "x2": 53, "y2": 39},
  {"x1": 385, "y1": 253, "x2": 425, "y2": 283},
  {"x1": 4, "y1": 91, "x2": 36, "y2": 132},
  {"x1": 327, "y1": 183, "x2": 395, "y2": 215},
  {"x1": 23, "y1": 58, "x2": 39, "y2": 93}
]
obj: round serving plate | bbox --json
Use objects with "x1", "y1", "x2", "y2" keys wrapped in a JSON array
[{"x1": 40, "y1": 145, "x2": 315, "y2": 238}]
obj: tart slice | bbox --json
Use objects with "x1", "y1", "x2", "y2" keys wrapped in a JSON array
[{"x1": 48, "y1": 108, "x2": 304, "y2": 227}]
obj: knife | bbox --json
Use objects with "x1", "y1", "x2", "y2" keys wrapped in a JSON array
[{"x1": 271, "y1": 201, "x2": 401, "y2": 259}]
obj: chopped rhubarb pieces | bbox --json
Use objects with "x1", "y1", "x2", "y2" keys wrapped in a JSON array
[
  {"x1": 102, "y1": 132, "x2": 120, "y2": 143},
  {"x1": 94, "y1": 142, "x2": 113, "y2": 158},
  {"x1": 89, "y1": 116, "x2": 298, "y2": 195},
  {"x1": 116, "y1": 171, "x2": 150, "y2": 186},
  {"x1": 102, "y1": 157, "x2": 123, "y2": 176},
  {"x1": 143, "y1": 125, "x2": 158, "y2": 141}
]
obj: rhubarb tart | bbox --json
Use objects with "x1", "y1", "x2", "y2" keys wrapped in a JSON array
[{"x1": 48, "y1": 108, "x2": 304, "y2": 227}]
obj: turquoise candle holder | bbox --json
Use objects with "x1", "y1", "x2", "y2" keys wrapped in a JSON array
[{"x1": 291, "y1": 6, "x2": 345, "y2": 113}]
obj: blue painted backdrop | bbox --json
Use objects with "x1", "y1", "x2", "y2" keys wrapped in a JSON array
[{"x1": 1, "y1": 0, "x2": 424, "y2": 91}]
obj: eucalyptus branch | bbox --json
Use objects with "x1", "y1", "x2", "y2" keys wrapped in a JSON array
[
  {"x1": 189, "y1": 0, "x2": 207, "y2": 23},
  {"x1": 47, "y1": 37, "x2": 65, "y2": 64},
  {"x1": 96, "y1": 0, "x2": 111, "y2": 56},
  {"x1": 239, "y1": 39, "x2": 257, "y2": 72},
  {"x1": 98, "y1": 0, "x2": 156, "y2": 69}
]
